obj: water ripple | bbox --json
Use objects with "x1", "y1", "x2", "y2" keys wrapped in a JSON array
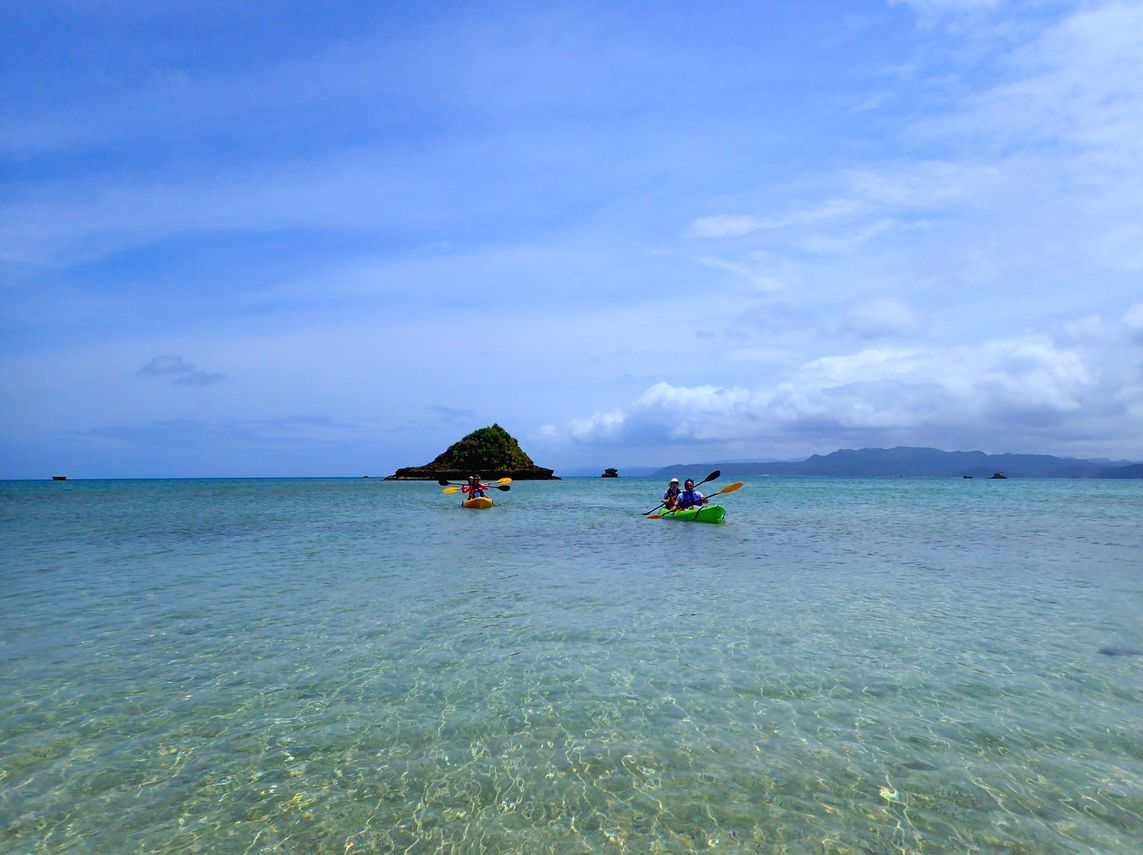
[{"x1": 2, "y1": 477, "x2": 1141, "y2": 852}]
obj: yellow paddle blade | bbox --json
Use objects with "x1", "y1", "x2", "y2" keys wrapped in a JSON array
[
  {"x1": 496, "y1": 477, "x2": 512, "y2": 484},
  {"x1": 713, "y1": 481, "x2": 744, "y2": 496},
  {"x1": 443, "y1": 486, "x2": 460, "y2": 494}
]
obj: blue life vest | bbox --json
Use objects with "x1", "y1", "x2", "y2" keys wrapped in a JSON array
[{"x1": 677, "y1": 488, "x2": 703, "y2": 509}]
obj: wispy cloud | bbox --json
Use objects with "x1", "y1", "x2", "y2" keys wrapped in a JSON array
[
  {"x1": 889, "y1": 0, "x2": 1002, "y2": 28},
  {"x1": 687, "y1": 199, "x2": 868, "y2": 240},
  {"x1": 687, "y1": 216, "x2": 766, "y2": 239},
  {"x1": 692, "y1": 256, "x2": 785, "y2": 292},
  {"x1": 137, "y1": 355, "x2": 227, "y2": 387},
  {"x1": 137, "y1": 355, "x2": 195, "y2": 376}
]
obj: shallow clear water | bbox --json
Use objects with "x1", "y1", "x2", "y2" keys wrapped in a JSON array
[{"x1": 2, "y1": 477, "x2": 1141, "y2": 853}]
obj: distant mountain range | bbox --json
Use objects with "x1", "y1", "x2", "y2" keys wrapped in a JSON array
[{"x1": 650, "y1": 447, "x2": 1143, "y2": 479}]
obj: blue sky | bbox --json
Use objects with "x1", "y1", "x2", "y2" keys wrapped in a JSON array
[{"x1": 3, "y1": 0, "x2": 1142, "y2": 477}]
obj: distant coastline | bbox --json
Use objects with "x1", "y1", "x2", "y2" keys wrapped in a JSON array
[{"x1": 646, "y1": 446, "x2": 1143, "y2": 480}]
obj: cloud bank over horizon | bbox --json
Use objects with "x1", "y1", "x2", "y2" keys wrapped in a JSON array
[
  {"x1": 2, "y1": 1, "x2": 1142, "y2": 477},
  {"x1": 540, "y1": 303, "x2": 1143, "y2": 463}
]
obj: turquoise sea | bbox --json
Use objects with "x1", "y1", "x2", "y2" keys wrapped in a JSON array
[{"x1": 2, "y1": 477, "x2": 1141, "y2": 853}]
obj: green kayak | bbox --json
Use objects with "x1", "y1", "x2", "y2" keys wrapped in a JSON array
[{"x1": 659, "y1": 504, "x2": 725, "y2": 524}]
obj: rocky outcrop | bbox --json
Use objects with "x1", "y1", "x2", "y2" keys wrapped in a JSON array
[
  {"x1": 385, "y1": 424, "x2": 559, "y2": 480},
  {"x1": 601, "y1": 468, "x2": 619, "y2": 478}
]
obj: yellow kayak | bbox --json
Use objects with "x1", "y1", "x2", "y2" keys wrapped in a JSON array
[{"x1": 461, "y1": 496, "x2": 494, "y2": 509}]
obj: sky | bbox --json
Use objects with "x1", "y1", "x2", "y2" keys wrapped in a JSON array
[{"x1": 3, "y1": 0, "x2": 1143, "y2": 478}]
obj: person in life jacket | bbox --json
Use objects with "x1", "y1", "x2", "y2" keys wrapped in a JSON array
[
  {"x1": 662, "y1": 477, "x2": 682, "y2": 510},
  {"x1": 463, "y1": 474, "x2": 490, "y2": 499},
  {"x1": 675, "y1": 478, "x2": 707, "y2": 510}
]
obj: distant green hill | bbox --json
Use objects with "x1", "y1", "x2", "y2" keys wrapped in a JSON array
[
  {"x1": 386, "y1": 424, "x2": 558, "y2": 480},
  {"x1": 652, "y1": 447, "x2": 1140, "y2": 479}
]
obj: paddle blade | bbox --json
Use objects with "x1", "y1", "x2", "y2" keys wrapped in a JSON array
[
  {"x1": 442, "y1": 486, "x2": 460, "y2": 494},
  {"x1": 437, "y1": 478, "x2": 453, "y2": 487},
  {"x1": 646, "y1": 513, "x2": 664, "y2": 519},
  {"x1": 713, "y1": 481, "x2": 744, "y2": 496},
  {"x1": 496, "y1": 477, "x2": 513, "y2": 485},
  {"x1": 496, "y1": 484, "x2": 511, "y2": 491}
]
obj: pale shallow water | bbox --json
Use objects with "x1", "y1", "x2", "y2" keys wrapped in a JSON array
[{"x1": 2, "y1": 476, "x2": 1141, "y2": 853}]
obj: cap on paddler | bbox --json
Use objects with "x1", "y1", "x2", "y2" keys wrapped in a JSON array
[{"x1": 670, "y1": 477, "x2": 679, "y2": 483}]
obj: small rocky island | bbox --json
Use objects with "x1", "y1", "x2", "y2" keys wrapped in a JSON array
[
  {"x1": 385, "y1": 424, "x2": 559, "y2": 480},
  {"x1": 601, "y1": 468, "x2": 619, "y2": 478}
]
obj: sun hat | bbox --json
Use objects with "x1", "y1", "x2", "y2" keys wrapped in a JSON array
[{"x1": 670, "y1": 477, "x2": 679, "y2": 483}]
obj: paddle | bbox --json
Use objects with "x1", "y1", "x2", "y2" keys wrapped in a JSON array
[
  {"x1": 647, "y1": 481, "x2": 743, "y2": 518},
  {"x1": 438, "y1": 477, "x2": 512, "y2": 486},
  {"x1": 643, "y1": 470, "x2": 720, "y2": 516},
  {"x1": 443, "y1": 484, "x2": 511, "y2": 494}
]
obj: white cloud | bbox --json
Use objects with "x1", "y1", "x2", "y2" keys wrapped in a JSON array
[
  {"x1": 567, "y1": 382, "x2": 753, "y2": 443},
  {"x1": 924, "y1": 3, "x2": 1143, "y2": 152},
  {"x1": 687, "y1": 215, "x2": 765, "y2": 239},
  {"x1": 889, "y1": 0, "x2": 1002, "y2": 27},
  {"x1": 549, "y1": 307, "x2": 1143, "y2": 457},
  {"x1": 841, "y1": 162, "x2": 999, "y2": 210}
]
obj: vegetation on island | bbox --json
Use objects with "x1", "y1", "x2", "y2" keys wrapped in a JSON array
[
  {"x1": 432, "y1": 424, "x2": 537, "y2": 470},
  {"x1": 385, "y1": 424, "x2": 558, "y2": 479}
]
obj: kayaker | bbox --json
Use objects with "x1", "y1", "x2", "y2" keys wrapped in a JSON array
[
  {"x1": 662, "y1": 477, "x2": 682, "y2": 510},
  {"x1": 675, "y1": 478, "x2": 707, "y2": 510},
  {"x1": 463, "y1": 474, "x2": 490, "y2": 499}
]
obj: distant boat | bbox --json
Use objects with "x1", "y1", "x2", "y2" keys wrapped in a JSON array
[
  {"x1": 52, "y1": 475, "x2": 67, "y2": 481},
  {"x1": 990, "y1": 471, "x2": 1007, "y2": 479},
  {"x1": 962, "y1": 475, "x2": 973, "y2": 479}
]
